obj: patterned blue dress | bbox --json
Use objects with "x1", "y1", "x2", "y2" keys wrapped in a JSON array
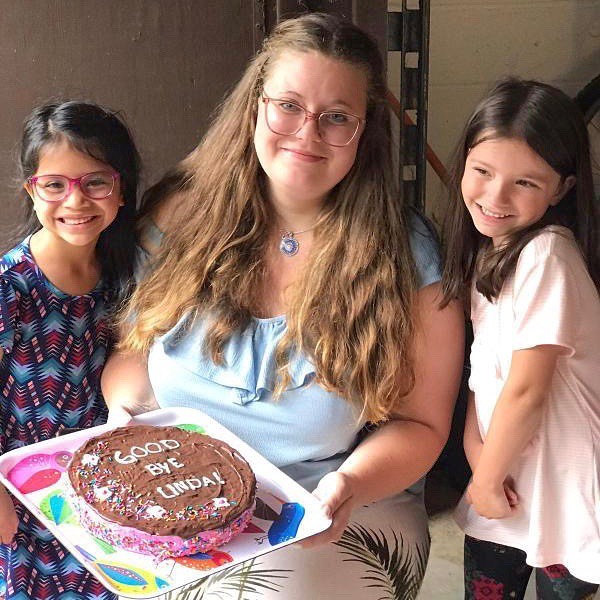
[{"x1": 0, "y1": 238, "x2": 116, "y2": 599}]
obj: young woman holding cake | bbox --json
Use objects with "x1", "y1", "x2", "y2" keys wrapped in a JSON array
[{"x1": 102, "y1": 13, "x2": 463, "y2": 599}]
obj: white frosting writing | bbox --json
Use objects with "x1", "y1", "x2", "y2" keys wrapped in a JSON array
[
  {"x1": 156, "y1": 471, "x2": 225, "y2": 499},
  {"x1": 144, "y1": 457, "x2": 185, "y2": 476},
  {"x1": 114, "y1": 439, "x2": 181, "y2": 465}
]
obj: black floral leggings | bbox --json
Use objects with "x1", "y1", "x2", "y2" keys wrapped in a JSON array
[{"x1": 464, "y1": 535, "x2": 599, "y2": 600}]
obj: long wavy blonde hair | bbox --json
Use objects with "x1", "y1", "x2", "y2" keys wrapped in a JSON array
[{"x1": 121, "y1": 13, "x2": 417, "y2": 423}]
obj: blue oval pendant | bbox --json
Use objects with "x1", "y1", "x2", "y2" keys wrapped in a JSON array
[{"x1": 279, "y1": 233, "x2": 299, "y2": 256}]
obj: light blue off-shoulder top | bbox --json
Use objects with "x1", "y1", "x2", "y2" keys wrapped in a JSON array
[{"x1": 146, "y1": 213, "x2": 442, "y2": 491}]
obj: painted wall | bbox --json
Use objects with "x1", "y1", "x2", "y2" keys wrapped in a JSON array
[
  {"x1": 2, "y1": 1, "x2": 598, "y2": 244},
  {"x1": 0, "y1": 1, "x2": 255, "y2": 250},
  {"x1": 389, "y1": 0, "x2": 600, "y2": 223}
]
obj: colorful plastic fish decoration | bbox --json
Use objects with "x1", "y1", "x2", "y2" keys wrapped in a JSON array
[
  {"x1": 268, "y1": 502, "x2": 305, "y2": 545},
  {"x1": 176, "y1": 423, "x2": 206, "y2": 434},
  {"x1": 254, "y1": 497, "x2": 306, "y2": 545},
  {"x1": 7, "y1": 451, "x2": 72, "y2": 493},
  {"x1": 94, "y1": 560, "x2": 169, "y2": 595},
  {"x1": 92, "y1": 536, "x2": 116, "y2": 554},
  {"x1": 40, "y1": 491, "x2": 75, "y2": 525},
  {"x1": 174, "y1": 549, "x2": 234, "y2": 571}
]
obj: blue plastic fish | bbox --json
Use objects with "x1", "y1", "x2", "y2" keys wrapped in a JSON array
[{"x1": 268, "y1": 502, "x2": 305, "y2": 545}]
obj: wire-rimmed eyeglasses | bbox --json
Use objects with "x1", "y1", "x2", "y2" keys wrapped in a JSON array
[{"x1": 261, "y1": 94, "x2": 365, "y2": 147}]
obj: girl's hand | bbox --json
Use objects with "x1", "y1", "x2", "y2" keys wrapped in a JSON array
[
  {"x1": 0, "y1": 486, "x2": 19, "y2": 546},
  {"x1": 466, "y1": 478, "x2": 518, "y2": 519},
  {"x1": 300, "y1": 471, "x2": 357, "y2": 548}
]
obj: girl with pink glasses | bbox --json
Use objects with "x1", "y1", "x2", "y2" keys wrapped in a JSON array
[{"x1": 0, "y1": 100, "x2": 140, "y2": 600}]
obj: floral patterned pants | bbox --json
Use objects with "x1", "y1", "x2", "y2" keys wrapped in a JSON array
[{"x1": 464, "y1": 535, "x2": 599, "y2": 600}]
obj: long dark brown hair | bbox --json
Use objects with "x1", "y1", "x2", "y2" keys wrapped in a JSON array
[{"x1": 441, "y1": 77, "x2": 599, "y2": 306}]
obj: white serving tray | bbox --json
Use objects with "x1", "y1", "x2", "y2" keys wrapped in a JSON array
[{"x1": 0, "y1": 408, "x2": 331, "y2": 598}]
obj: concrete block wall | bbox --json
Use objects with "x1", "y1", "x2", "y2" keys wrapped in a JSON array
[{"x1": 388, "y1": 0, "x2": 600, "y2": 223}]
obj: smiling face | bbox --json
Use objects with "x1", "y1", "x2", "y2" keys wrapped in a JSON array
[
  {"x1": 25, "y1": 139, "x2": 123, "y2": 251},
  {"x1": 461, "y1": 136, "x2": 573, "y2": 247},
  {"x1": 254, "y1": 51, "x2": 368, "y2": 213}
]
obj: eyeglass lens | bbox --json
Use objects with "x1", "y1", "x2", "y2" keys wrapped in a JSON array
[
  {"x1": 266, "y1": 100, "x2": 359, "y2": 146},
  {"x1": 33, "y1": 172, "x2": 115, "y2": 202}
]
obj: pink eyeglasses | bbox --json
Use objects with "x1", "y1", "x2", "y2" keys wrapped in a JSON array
[{"x1": 27, "y1": 171, "x2": 119, "y2": 202}]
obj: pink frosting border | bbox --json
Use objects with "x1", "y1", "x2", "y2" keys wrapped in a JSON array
[{"x1": 73, "y1": 496, "x2": 255, "y2": 559}]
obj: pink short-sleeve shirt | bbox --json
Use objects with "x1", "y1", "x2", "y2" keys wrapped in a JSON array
[{"x1": 455, "y1": 226, "x2": 600, "y2": 584}]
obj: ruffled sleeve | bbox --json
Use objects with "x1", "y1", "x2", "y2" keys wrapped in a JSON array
[{"x1": 158, "y1": 314, "x2": 316, "y2": 405}]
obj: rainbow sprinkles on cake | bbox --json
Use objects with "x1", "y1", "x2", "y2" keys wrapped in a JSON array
[{"x1": 68, "y1": 425, "x2": 256, "y2": 558}]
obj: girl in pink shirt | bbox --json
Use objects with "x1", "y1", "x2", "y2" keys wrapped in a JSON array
[{"x1": 442, "y1": 78, "x2": 600, "y2": 599}]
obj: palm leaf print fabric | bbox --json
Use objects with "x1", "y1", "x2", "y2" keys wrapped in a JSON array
[
  {"x1": 148, "y1": 491, "x2": 430, "y2": 600},
  {"x1": 335, "y1": 523, "x2": 429, "y2": 599}
]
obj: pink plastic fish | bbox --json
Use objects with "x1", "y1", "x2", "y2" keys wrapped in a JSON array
[{"x1": 7, "y1": 451, "x2": 72, "y2": 493}]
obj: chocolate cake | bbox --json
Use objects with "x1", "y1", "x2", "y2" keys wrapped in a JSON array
[{"x1": 68, "y1": 425, "x2": 256, "y2": 558}]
